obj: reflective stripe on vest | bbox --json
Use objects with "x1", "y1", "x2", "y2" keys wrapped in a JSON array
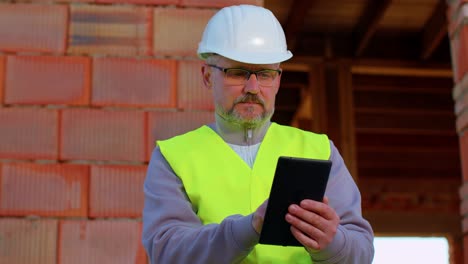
[{"x1": 158, "y1": 122, "x2": 331, "y2": 264}]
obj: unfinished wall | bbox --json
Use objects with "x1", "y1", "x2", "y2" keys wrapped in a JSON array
[{"x1": 0, "y1": 0, "x2": 262, "y2": 263}]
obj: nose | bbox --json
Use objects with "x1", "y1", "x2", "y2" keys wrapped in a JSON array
[{"x1": 244, "y1": 73, "x2": 260, "y2": 94}]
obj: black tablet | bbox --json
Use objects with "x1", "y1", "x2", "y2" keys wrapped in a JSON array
[{"x1": 258, "y1": 156, "x2": 332, "y2": 247}]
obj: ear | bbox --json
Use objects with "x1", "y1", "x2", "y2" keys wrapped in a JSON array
[{"x1": 201, "y1": 65, "x2": 212, "y2": 90}]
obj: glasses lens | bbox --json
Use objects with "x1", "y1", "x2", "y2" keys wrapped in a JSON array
[
  {"x1": 223, "y1": 68, "x2": 280, "y2": 86},
  {"x1": 225, "y1": 69, "x2": 249, "y2": 84},
  {"x1": 256, "y1": 70, "x2": 278, "y2": 86}
]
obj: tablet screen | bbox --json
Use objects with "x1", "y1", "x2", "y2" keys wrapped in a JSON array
[{"x1": 258, "y1": 156, "x2": 332, "y2": 247}]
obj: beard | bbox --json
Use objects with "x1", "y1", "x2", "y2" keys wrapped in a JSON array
[{"x1": 216, "y1": 94, "x2": 274, "y2": 128}]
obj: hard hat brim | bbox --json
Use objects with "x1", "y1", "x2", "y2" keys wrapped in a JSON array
[{"x1": 198, "y1": 49, "x2": 293, "y2": 64}]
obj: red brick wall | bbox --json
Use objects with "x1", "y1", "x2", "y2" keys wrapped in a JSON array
[
  {"x1": 449, "y1": 0, "x2": 468, "y2": 263},
  {"x1": 0, "y1": 0, "x2": 262, "y2": 263}
]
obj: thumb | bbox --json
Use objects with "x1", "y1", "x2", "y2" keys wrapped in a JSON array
[{"x1": 323, "y1": 196, "x2": 329, "y2": 205}]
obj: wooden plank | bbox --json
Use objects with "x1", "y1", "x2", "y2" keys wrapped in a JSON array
[
  {"x1": 351, "y1": 65, "x2": 452, "y2": 77},
  {"x1": 338, "y1": 62, "x2": 358, "y2": 179},
  {"x1": 364, "y1": 211, "x2": 461, "y2": 234},
  {"x1": 358, "y1": 155, "x2": 460, "y2": 169},
  {"x1": 351, "y1": 57, "x2": 452, "y2": 69},
  {"x1": 289, "y1": 56, "x2": 452, "y2": 69},
  {"x1": 355, "y1": 107, "x2": 454, "y2": 116},
  {"x1": 359, "y1": 146, "x2": 457, "y2": 153},
  {"x1": 353, "y1": 84, "x2": 451, "y2": 94},
  {"x1": 355, "y1": 127, "x2": 456, "y2": 136},
  {"x1": 447, "y1": 236, "x2": 464, "y2": 264},
  {"x1": 324, "y1": 64, "x2": 341, "y2": 146},
  {"x1": 356, "y1": 133, "x2": 458, "y2": 148},
  {"x1": 280, "y1": 62, "x2": 310, "y2": 72},
  {"x1": 421, "y1": 0, "x2": 448, "y2": 60},
  {"x1": 358, "y1": 166, "x2": 461, "y2": 179},
  {"x1": 284, "y1": 0, "x2": 315, "y2": 52},
  {"x1": 309, "y1": 63, "x2": 328, "y2": 133},
  {"x1": 353, "y1": 0, "x2": 393, "y2": 56}
]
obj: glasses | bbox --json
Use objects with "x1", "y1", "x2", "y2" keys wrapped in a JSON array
[{"x1": 206, "y1": 64, "x2": 282, "y2": 86}]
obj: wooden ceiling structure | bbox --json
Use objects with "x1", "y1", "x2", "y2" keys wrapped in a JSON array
[
  {"x1": 266, "y1": 0, "x2": 450, "y2": 61},
  {"x1": 263, "y1": 1, "x2": 463, "y2": 260}
]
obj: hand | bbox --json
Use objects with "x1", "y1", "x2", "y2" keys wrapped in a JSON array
[
  {"x1": 252, "y1": 199, "x2": 268, "y2": 234},
  {"x1": 285, "y1": 196, "x2": 339, "y2": 251}
]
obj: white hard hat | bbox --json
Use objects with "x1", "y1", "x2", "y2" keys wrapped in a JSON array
[{"x1": 197, "y1": 5, "x2": 293, "y2": 64}]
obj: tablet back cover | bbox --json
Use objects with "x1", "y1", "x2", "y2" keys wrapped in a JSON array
[{"x1": 258, "y1": 156, "x2": 331, "y2": 247}]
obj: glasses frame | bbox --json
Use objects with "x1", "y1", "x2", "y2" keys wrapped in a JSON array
[{"x1": 205, "y1": 64, "x2": 282, "y2": 86}]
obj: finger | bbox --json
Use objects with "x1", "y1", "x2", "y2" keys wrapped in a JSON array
[
  {"x1": 258, "y1": 199, "x2": 269, "y2": 215},
  {"x1": 290, "y1": 226, "x2": 321, "y2": 250},
  {"x1": 300, "y1": 199, "x2": 336, "y2": 221},
  {"x1": 300, "y1": 200, "x2": 330, "y2": 216},
  {"x1": 288, "y1": 204, "x2": 325, "y2": 230},
  {"x1": 323, "y1": 196, "x2": 329, "y2": 205},
  {"x1": 285, "y1": 211, "x2": 325, "y2": 239},
  {"x1": 300, "y1": 199, "x2": 323, "y2": 211}
]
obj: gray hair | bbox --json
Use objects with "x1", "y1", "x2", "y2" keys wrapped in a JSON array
[{"x1": 204, "y1": 54, "x2": 220, "y2": 65}]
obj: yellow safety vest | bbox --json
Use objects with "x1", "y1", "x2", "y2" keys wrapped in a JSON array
[{"x1": 158, "y1": 122, "x2": 330, "y2": 263}]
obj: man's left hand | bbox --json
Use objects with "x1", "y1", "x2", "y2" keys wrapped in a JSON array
[{"x1": 285, "y1": 196, "x2": 340, "y2": 251}]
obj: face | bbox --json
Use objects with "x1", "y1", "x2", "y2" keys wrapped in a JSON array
[{"x1": 202, "y1": 56, "x2": 281, "y2": 128}]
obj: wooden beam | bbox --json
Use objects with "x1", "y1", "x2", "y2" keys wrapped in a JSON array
[
  {"x1": 284, "y1": 0, "x2": 314, "y2": 52},
  {"x1": 364, "y1": 211, "x2": 461, "y2": 234},
  {"x1": 355, "y1": 127, "x2": 456, "y2": 136},
  {"x1": 290, "y1": 55, "x2": 452, "y2": 69},
  {"x1": 337, "y1": 62, "x2": 358, "y2": 180},
  {"x1": 280, "y1": 62, "x2": 310, "y2": 72},
  {"x1": 353, "y1": 0, "x2": 393, "y2": 56},
  {"x1": 420, "y1": 0, "x2": 448, "y2": 60},
  {"x1": 308, "y1": 63, "x2": 328, "y2": 134},
  {"x1": 351, "y1": 65, "x2": 452, "y2": 77}
]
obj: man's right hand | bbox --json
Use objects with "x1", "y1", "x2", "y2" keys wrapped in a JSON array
[{"x1": 252, "y1": 199, "x2": 269, "y2": 234}]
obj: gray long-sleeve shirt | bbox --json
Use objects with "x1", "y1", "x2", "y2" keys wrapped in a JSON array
[{"x1": 142, "y1": 127, "x2": 374, "y2": 264}]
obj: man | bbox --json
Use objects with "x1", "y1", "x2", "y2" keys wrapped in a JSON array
[{"x1": 142, "y1": 4, "x2": 374, "y2": 264}]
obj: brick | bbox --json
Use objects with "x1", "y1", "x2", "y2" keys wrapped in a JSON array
[
  {"x1": 17, "y1": 0, "x2": 92, "y2": 2},
  {"x1": 461, "y1": 180, "x2": 468, "y2": 200},
  {"x1": 180, "y1": 0, "x2": 263, "y2": 8},
  {"x1": 450, "y1": 32, "x2": 461, "y2": 82},
  {"x1": 60, "y1": 109, "x2": 146, "y2": 162},
  {"x1": 457, "y1": 108, "x2": 468, "y2": 133},
  {"x1": 0, "y1": 56, "x2": 5, "y2": 104},
  {"x1": 0, "y1": 218, "x2": 57, "y2": 264},
  {"x1": 92, "y1": 58, "x2": 176, "y2": 107},
  {"x1": 452, "y1": 27, "x2": 466, "y2": 82},
  {"x1": 0, "y1": 108, "x2": 58, "y2": 159},
  {"x1": 5, "y1": 55, "x2": 90, "y2": 105},
  {"x1": 178, "y1": 60, "x2": 214, "y2": 110},
  {"x1": 0, "y1": 4, "x2": 67, "y2": 53},
  {"x1": 448, "y1": 2, "x2": 468, "y2": 36},
  {"x1": 59, "y1": 220, "x2": 146, "y2": 264},
  {"x1": 0, "y1": 163, "x2": 88, "y2": 217},
  {"x1": 460, "y1": 132, "x2": 468, "y2": 181},
  {"x1": 465, "y1": 235, "x2": 468, "y2": 264},
  {"x1": 147, "y1": 111, "x2": 213, "y2": 156},
  {"x1": 153, "y1": 8, "x2": 216, "y2": 57},
  {"x1": 464, "y1": 217, "x2": 468, "y2": 233},
  {"x1": 448, "y1": 4, "x2": 462, "y2": 37},
  {"x1": 450, "y1": 31, "x2": 460, "y2": 82},
  {"x1": 461, "y1": 132, "x2": 468, "y2": 181},
  {"x1": 69, "y1": 5, "x2": 152, "y2": 56},
  {"x1": 455, "y1": 84, "x2": 468, "y2": 115},
  {"x1": 89, "y1": 165, "x2": 146, "y2": 218},
  {"x1": 461, "y1": 196, "x2": 468, "y2": 215},
  {"x1": 460, "y1": 26, "x2": 468, "y2": 82},
  {"x1": 451, "y1": 25, "x2": 468, "y2": 82},
  {"x1": 97, "y1": 0, "x2": 177, "y2": 4}
]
